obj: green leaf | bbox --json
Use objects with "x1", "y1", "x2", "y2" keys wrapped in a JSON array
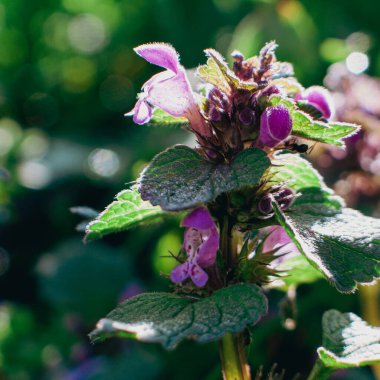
[
  {"x1": 196, "y1": 49, "x2": 257, "y2": 92},
  {"x1": 271, "y1": 254, "x2": 324, "y2": 290},
  {"x1": 85, "y1": 188, "x2": 164, "y2": 241},
  {"x1": 267, "y1": 153, "x2": 344, "y2": 211},
  {"x1": 268, "y1": 95, "x2": 359, "y2": 146},
  {"x1": 291, "y1": 111, "x2": 359, "y2": 147},
  {"x1": 90, "y1": 284, "x2": 268, "y2": 350},
  {"x1": 147, "y1": 108, "x2": 189, "y2": 128},
  {"x1": 318, "y1": 309, "x2": 380, "y2": 368},
  {"x1": 139, "y1": 145, "x2": 270, "y2": 211},
  {"x1": 274, "y1": 204, "x2": 380, "y2": 293}
]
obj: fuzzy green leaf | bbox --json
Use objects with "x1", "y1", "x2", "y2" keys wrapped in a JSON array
[
  {"x1": 268, "y1": 95, "x2": 359, "y2": 146},
  {"x1": 318, "y1": 309, "x2": 380, "y2": 368},
  {"x1": 267, "y1": 153, "x2": 344, "y2": 211},
  {"x1": 139, "y1": 145, "x2": 270, "y2": 211},
  {"x1": 85, "y1": 188, "x2": 164, "y2": 241},
  {"x1": 291, "y1": 111, "x2": 359, "y2": 147},
  {"x1": 271, "y1": 254, "x2": 324, "y2": 290},
  {"x1": 148, "y1": 108, "x2": 189, "y2": 128},
  {"x1": 90, "y1": 284, "x2": 268, "y2": 350},
  {"x1": 274, "y1": 204, "x2": 380, "y2": 293},
  {"x1": 197, "y1": 49, "x2": 257, "y2": 92}
]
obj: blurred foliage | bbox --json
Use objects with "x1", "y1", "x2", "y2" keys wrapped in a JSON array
[{"x1": 0, "y1": 0, "x2": 379, "y2": 379}]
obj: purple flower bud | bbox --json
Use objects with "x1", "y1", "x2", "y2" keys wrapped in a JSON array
[
  {"x1": 259, "y1": 105, "x2": 293, "y2": 147},
  {"x1": 231, "y1": 50, "x2": 244, "y2": 62},
  {"x1": 275, "y1": 187, "x2": 295, "y2": 211},
  {"x1": 295, "y1": 86, "x2": 334, "y2": 120},
  {"x1": 261, "y1": 85, "x2": 281, "y2": 97},
  {"x1": 239, "y1": 107, "x2": 255, "y2": 126},
  {"x1": 209, "y1": 106, "x2": 222, "y2": 122},
  {"x1": 257, "y1": 194, "x2": 273, "y2": 215}
]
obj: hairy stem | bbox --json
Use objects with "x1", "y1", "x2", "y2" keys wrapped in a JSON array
[
  {"x1": 218, "y1": 216, "x2": 251, "y2": 380},
  {"x1": 306, "y1": 359, "x2": 333, "y2": 380},
  {"x1": 219, "y1": 333, "x2": 251, "y2": 380}
]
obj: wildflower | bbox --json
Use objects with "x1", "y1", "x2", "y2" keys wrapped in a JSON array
[
  {"x1": 126, "y1": 43, "x2": 211, "y2": 137},
  {"x1": 171, "y1": 207, "x2": 219, "y2": 287},
  {"x1": 259, "y1": 105, "x2": 293, "y2": 147},
  {"x1": 295, "y1": 86, "x2": 334, "y2": 119},
  {"x1": 262, "y1": 225, "x2": 299, "y2": 258}
]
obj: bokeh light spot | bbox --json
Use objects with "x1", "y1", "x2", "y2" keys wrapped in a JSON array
[
  {"x1": 17, "y1": 161, "x2": 52, "y2": 190},
  {"x1": 346, "y1": 52, "x2": 369, "y2": 74},
  {"x1": 88, "y1": 148, "x2": 120, "y2": 177},
  {"x1": 68, "y1": 14, "x2": 107, "y2": 54}
]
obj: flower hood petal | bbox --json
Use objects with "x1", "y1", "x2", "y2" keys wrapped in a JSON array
[{"x1": 134, "y1": 43, "x2": 180, "y2": 73}]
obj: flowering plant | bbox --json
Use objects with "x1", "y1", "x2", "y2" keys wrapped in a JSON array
[{"x1": 85, "y1": 42, "x2": 380, "y2": 379}]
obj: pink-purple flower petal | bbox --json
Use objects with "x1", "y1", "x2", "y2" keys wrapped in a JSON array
[
  {"x1": 295, "y1": 86, "x2": 334, "y2": 120},
  {"x1": 171, "y1": 207, "x2": 219, "y2": 288},
  {"x1": 170, "y1": 261, "x2": 190, "y2": 284},
  {"x1": 181, "y1": 207, "x2": 215, "y2": 230},
  {"x1": 134, "y1": 43, "x2": 180, "y2": 73},
  {"x1": 189, "y1": 261, "x2": 209, "y2": 287}
]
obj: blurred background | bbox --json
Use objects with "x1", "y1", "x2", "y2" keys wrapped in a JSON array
[{"x1": 1, "y1": 0, "x2": 380, "y2": 379}]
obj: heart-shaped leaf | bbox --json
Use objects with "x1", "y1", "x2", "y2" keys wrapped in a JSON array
[
  {"x1": 139, "y1": 145, "x2": 270, "y2": 211},
  {"x1": 318, "y1": 309, "x2": 380, "y2": 368},
  {"x1": 90, "y1": 284, "x2": 268, "y2": 350},
  {"x1": 274, "y1": 203, "x2": 380, "y2": 293},
  {"x1": 85, "y1": 188, "x2": 164, "y2": 241}
]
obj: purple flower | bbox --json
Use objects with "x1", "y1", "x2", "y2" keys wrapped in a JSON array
[
  {"x1": 295, "y1": 86, "x2": 334, "y2": 120},
  {"x1": 171, "y1": 207, "x2": 219, "y2": 287},
  {"x1": 261, "y1": 225, "x2": 299, "y2": 258},
  {"x1": 126, "y1": 43, "x2": 211, "y2": 137},
  {"x1": 259, "y1": 105, "x2": 293, "y2": 147}
]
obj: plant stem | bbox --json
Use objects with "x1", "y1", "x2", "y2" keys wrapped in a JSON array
[
  {"x1": 306, "y1": 359, "x2": 333, "y2": 380},
  {"x1": 219, "y1": 333, "x2": 251, "y2": 380},
  {"x1": 218, "y1": 215, "x2": 251, "y2": 380}
]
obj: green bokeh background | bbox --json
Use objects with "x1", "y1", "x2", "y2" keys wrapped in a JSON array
[{"x1": 0, "y1": 0, "x2": 379, "y2": 379}]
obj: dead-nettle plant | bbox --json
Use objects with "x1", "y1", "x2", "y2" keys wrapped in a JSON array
[{"x1": 85, "y1": 42, "x2": 380, "y2": 379}]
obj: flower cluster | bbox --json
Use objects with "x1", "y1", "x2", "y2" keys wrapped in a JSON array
[
  {"x1": 127, "y1": 42, "x2": 335, "y2": 287},
  {"x1": 127, "y1": 42, "x2": 334, "y2": 162}
]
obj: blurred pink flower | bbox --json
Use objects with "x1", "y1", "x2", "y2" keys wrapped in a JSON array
[
  {"x1": 295, "y1": 86, "x2": 334, "y2": 120},
  {"x1": 262, "y1": 225, "x2": 299, "y2": 259}
]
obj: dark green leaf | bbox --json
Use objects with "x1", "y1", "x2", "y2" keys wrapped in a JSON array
[
  {"x1": 90, "y1": 284, "x2": 268, "y2": 350},
  {"x1": 148, "y1": 108, "x2": 189, "y2": 128},
  {"x1": 139, "y1": 145, "x2": 270, "y2": 211},
  {"x1": 274, "y1": 204, "x2": 380, "y2": 293},
  {"x1": 318, "y1": 309, "x2": 380, "y2": 368},
  {"x1": 85, "y1": 188, "x2": 164, "y2": 241}
]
